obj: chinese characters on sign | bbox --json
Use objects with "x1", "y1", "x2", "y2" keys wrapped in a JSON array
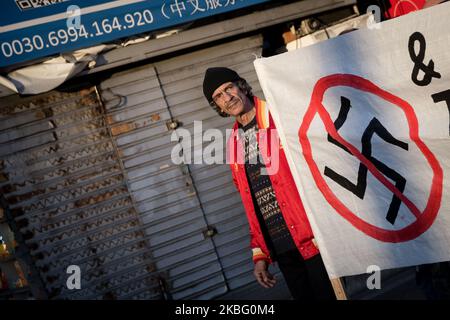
[{"x1": 161, "y1": 0, "x2": 239, "y2": 19}]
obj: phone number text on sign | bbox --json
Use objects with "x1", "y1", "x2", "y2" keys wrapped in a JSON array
[{"x1": 1, "y1": 9, "x2": 154, "y2": 59}]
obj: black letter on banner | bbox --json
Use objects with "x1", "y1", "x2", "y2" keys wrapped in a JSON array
[
  {"x1": 324, "y1": 96, "x2": 409, "y2": 225},
  {"x1": 408, "y1": 32, "x2": 441, "y2": 86},
  {"x1": 431, "y1": 89, "x2": 450, "y2": 136}
]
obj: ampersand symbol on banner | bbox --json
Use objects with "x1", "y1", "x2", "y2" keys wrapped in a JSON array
[{"x1": 408, "y1": 31, "x2": 441, "y2": 86}]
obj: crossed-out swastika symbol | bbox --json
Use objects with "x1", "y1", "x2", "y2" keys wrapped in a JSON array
[
  {"x1": 298, "y1": 74, "x2": 443, "y2": 243},
  {"x1": 324, "y1": 96, "x2": 409, "y2": 225}
]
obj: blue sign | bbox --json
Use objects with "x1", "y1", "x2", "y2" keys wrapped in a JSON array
[{"x1": 0, "y1": 0, "x2": 270, "y2": 67}]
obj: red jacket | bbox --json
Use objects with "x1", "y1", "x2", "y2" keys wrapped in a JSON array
[{"x1": 227, "y1": 96, "x2": 319, "y2": 264}]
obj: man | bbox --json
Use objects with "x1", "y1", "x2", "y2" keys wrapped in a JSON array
[{"x1": 202, "y1": 67, "x2": 336, "y2": 300}]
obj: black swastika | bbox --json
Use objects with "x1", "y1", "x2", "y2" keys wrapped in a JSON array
[{"x1": 324, "y1": 96, "x2": 409, "y2": 225}]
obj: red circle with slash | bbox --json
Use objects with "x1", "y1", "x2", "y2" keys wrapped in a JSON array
[{"x1": 298, "y1": 74, "x2": 443, "y2": 242}]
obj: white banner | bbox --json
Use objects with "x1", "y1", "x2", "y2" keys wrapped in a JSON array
[{"x1": 254, "y1": 3, "x2": 450, "y2": 278}]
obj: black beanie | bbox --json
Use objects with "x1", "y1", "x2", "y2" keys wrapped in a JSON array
[{"x1": 202, "y1": 67, "x2": 242, "y2": 103}]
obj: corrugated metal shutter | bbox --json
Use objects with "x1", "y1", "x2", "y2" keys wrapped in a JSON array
[
  {"x1": 0, "y1": 35, "x2": 289, "y2": 300},
  {"x1": 153, "y1": 36, "x2": 268, "y2": 295},
  {"x1": 99, "y1": 64, "x2": 228, "y2": 300},
  {"x1": 0, "y1": 89, "x2": 160, "y2": 300},
  {"x1": 99, "y1": 35, "x2": 287, "y2": 300}
]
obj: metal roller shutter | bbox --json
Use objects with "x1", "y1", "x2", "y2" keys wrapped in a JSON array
[
  {"x1": 0, "y1": 35, "x2": 289, "y2": 300},
  {"x1": 100, "y1": 63, "x2": 227, "y2": 300},
  {"x1": 0, "y1": 88, "x2": 160, "y2": 300},
  {"x1": 153, "y1": 36, "x2": 268, "y2": 295},
  {"x1": 99, "y1": 35, "x2": 288, "y2": 300}
]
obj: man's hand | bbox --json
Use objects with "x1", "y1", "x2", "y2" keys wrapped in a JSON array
[{"x1": 253, "y1": 260, "x2": 276, "y2": 288}]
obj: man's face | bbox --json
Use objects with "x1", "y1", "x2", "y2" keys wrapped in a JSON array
[{"x1": 212, "y1": 82, "x2": 249, "y2": 117}]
